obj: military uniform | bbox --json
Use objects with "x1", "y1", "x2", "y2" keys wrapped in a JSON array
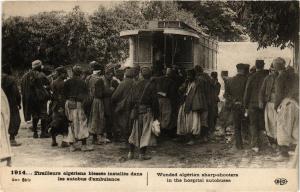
[
  {"x1": 243, "y1": 60, "x2": 268, "y2": 150},
  {"x1": 226, "y1": 64, "x2": 249, "y2": 149},
  {"x1": 21, "y1": 60, "x2": 50, "y2": 138}
]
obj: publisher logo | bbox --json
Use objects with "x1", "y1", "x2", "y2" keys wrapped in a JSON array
[{"x1": 274, "y1": 178, "x2": 288, "y2": 185}]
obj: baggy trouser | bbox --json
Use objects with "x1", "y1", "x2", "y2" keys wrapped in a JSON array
[
  {"x1": 277, "y1": 98, "x2": 299, "y2": 157},
  {"x1": 65, "y1": 100, "x2": 89, "y2": 143}
]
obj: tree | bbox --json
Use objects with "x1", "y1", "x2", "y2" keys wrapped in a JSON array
[
  {"x1": 178, "y1": 1, "x2": 246, "y2": 41},
  {"x1": 26, "y1": 11, "x2": 68, "y2": 67},
  {"x1": 241, "y1": 1, "x2": 299, "y2": 68},
  {"x1": 65, "y1": 6, "x2": 90, "y2": 63},
  {"x1": 141, "y1": 1, "x2": 199, "y2": 30},
  {"x1": 88, "y1": 2, "x2": 145, "y2": 64},
  {"x1": 2, "y1": 16, "x2": 32, "y2": 69}
]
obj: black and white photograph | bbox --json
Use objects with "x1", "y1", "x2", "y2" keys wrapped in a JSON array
[{"x1": 0, "y1": 0, "x2": 299, "y2": 191}]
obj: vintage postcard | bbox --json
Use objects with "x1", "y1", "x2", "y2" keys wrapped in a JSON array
[{"x1": 0, "y1": 1, "x2": 299, "y2": 191}]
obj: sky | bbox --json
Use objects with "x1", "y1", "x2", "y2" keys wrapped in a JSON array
[{"x1": 3, "y1": 1, "x2": 120, "y2": 17}]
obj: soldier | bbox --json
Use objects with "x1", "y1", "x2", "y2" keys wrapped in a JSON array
[
  {"x1": 210, "y1": 71, "x2": 221, "y2": 135},
  {"x1": 259, "y1": 64, "x2": 279, "y2": 148},
  {"x1": 85, "y1": 61, "x2": 106, "y2": 144},
  {"x1": 273, "y1": 58, "x2": 299, "y2": 161},
  {"x1": 21, "y1": 60, "x2": 50, "y2": 138},
  {"x1": 2, "y1": 64, "x2": 22, "y2": 146},
  {"x1": 244, "y1": 60, "x2": 268, "y2": 152},
  {"x1": 226, "y1": 64, "x2": 249, "y2": 150},
  {"x1": 64, "y1": 65, "x2": 93, "y2": 152},
  {"x1": 49, "y1": 66, "x2": 69, "y2": 147}
]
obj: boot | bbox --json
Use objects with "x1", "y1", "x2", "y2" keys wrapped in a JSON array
[
  {"x1": 128, "y1": 144, "x2": 135, "y2": 160},
  {"x1": 92, "y1": 134, "x2": 98, "y2": 145},
  {"x1": 139, "y1": 154, "x2": 151, "y2": 161},
  {"x1": 139, "y1": 147, "x2": 151, "y2": 161},
  {"x1": 51, "y1": 134, "x2": 58, "y2": 147},
  {"x1": 10, "y1": 137, "x2": 21, "y2": 147},
  {"x1": 40, "y1": 119, "x2": 50, "y2": 138},
  {"x1": 32, "y1": 118, "x2": 39, "y2": 138},
  {"x1": 81, "y1": 145, "x2": 94, "y2": 152},
  {"x1": 127, "y1": 151, "x2": 134, "y2": 160},
  {"x1": 274, "y1": 146, "x2": 290, "y2": 161},
  {"x1": 61, "y1": 141, "x2": 69, "y2": 148},
  {"x1": 33, "y1": 132, "x2": 39, "y2": 139}
]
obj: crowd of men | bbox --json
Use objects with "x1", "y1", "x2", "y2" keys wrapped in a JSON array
[
  {"x1": 223, "y1": 58, "x2": 298, "y2": 164},
  {"x1": 1, "y1": 57, "x2": 298, "y2": 164}
]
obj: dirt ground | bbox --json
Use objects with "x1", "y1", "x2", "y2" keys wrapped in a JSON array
[{"x1": 9, "y1": 120, "x2": 294, "y2": 168}]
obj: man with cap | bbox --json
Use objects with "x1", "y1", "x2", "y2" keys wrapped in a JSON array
[
  {"x1": 85, "y1": 61, "x2": 107, "y2": 144},
  {"x1": 112, "y1": 67, "x2": 137, "y2": 143},
  {"x1": 64, "y1": 65, "x2": 93, "y2": 152},
  {"x1": 21, "y1": 60, "x2": 50, "y2": 138},
  {"x1": 226, "y1": 63, "x2": 249, "y2": 150},
  {"x1": 258, "y1": 63, "x2": 279, "y2": 149},
  {"x1": 128, "y1": 67, "x2": 154, "y2": 160},
  {"x1": 48, "y1": 66, "x2": 69, "y2": 147},
  {"x1": 273, "y1": 57, "x2": 299, "y2": 162},
  {"x1": 243, "y1": 60, "x2": 268, "y2": 152},
  {"x1": 2, "y1": 64, "x2": 22, "y2": 146}
]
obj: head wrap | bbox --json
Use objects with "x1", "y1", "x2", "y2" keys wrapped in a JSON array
[
  {"x1": 141, "y1": 67, "x2": 151, "y2": 79},
  {"x1": 55, "y1": 66, "x2": 67, "y2": 75},
  {"x1": 124, "y1": 68, "x2": 136, "y2": 78},
  {"x1": 194, "y1": 65, "x2": 203, "y2": 74},
  {"x1": 105, "y1": 63, "x2": 119, "y2": 74},
  {"x1": 32, "y1": 60, "x2": 42, "y2": 69},
  {"x1": 166, "y1": 67, "x2": 174, "y2": 77},
  {"x1": 186, "y1": 69, "x2": 196, "y2": 79},
  {"x1": 272, "y1": 57, "x2": 286, "y2": 71},
  {"x1": 72, "y1": 65, "x2": 82, "y2": 76},
  {"x1": 250, "y1": 66, "x2": 256, "y2": 73}
]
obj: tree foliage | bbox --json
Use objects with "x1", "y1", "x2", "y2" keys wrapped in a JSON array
[
  {"x1": 141, "y1": 1, "x2": 199, "y2": 28},
  {"x1": 241, "y1": 1, "x2": 299, "y2": 49},
  {"x1": 2, "y1": 1, "x2": 248, "y2": 70},
  {"x1": 88, "y1": 2, "x2": 145, "y2": 64},
  {"x1": 178, "y1": 1, "x2": 246, "y2": 41}
]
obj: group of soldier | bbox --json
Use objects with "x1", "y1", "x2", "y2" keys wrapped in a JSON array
[
  {"x1": 2, "y1": 59, "x2": 222, "y2": 160},
  {"x1": 1, "y1": 56, "x2": 298, "y2": 163},
  {"x1": 223, "y1": 57, "x2": 298, "y2": 163}
]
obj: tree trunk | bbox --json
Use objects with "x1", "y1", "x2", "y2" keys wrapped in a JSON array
[
  {"x1": 294, "y1": 33, "x2": 299, "y2": 73},
  {"x1": 294, "y1": 3, "x2": 300, "y2": 73}
]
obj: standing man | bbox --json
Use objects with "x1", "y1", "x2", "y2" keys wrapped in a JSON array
[
  {"x1": 156, "y1": 68, "x2": 177, "y2": 137},
  {"x1": 128, "y1": 67, "x2": 154, "y2": 160},
  {"x1": 2, "y1": 64, "x2": 22, "y2": 146},
  {"x1": 112, "y1": 68, "x2": 137, "y2": 142},
  {"x1": 244, "y1": 60, "x2": 268, "y2": 152},
  {"x1": 85, "y1": 61, "x2": 106, "y2": 144},
  {"x1": 259, "y1": 64, "x2": 278, "y2": 148},
  {"x1": 210, "y1": 71, "x2": 221, "y2": 135},
  {"x1": 226, "y1": 64, "x2": 249, "y2": 150},
  {"x1": 64, "y1": 65, "x2": 93, "y2": 152},
  {"x1": 102, "y1": 65, "x2": 116, "y2": 142},
  {"x1": 49, "y1": 66, "x2": 69, "y2": 147},
  {"x1": 194, "y1": 65, "x2": 210, "y2": 142},
  {"x1": 273, "y1": 58, "x2": 299, "y2": 161},
  {"x1": 21, "y1": 60, "x2": 50, "y2": 138}
]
